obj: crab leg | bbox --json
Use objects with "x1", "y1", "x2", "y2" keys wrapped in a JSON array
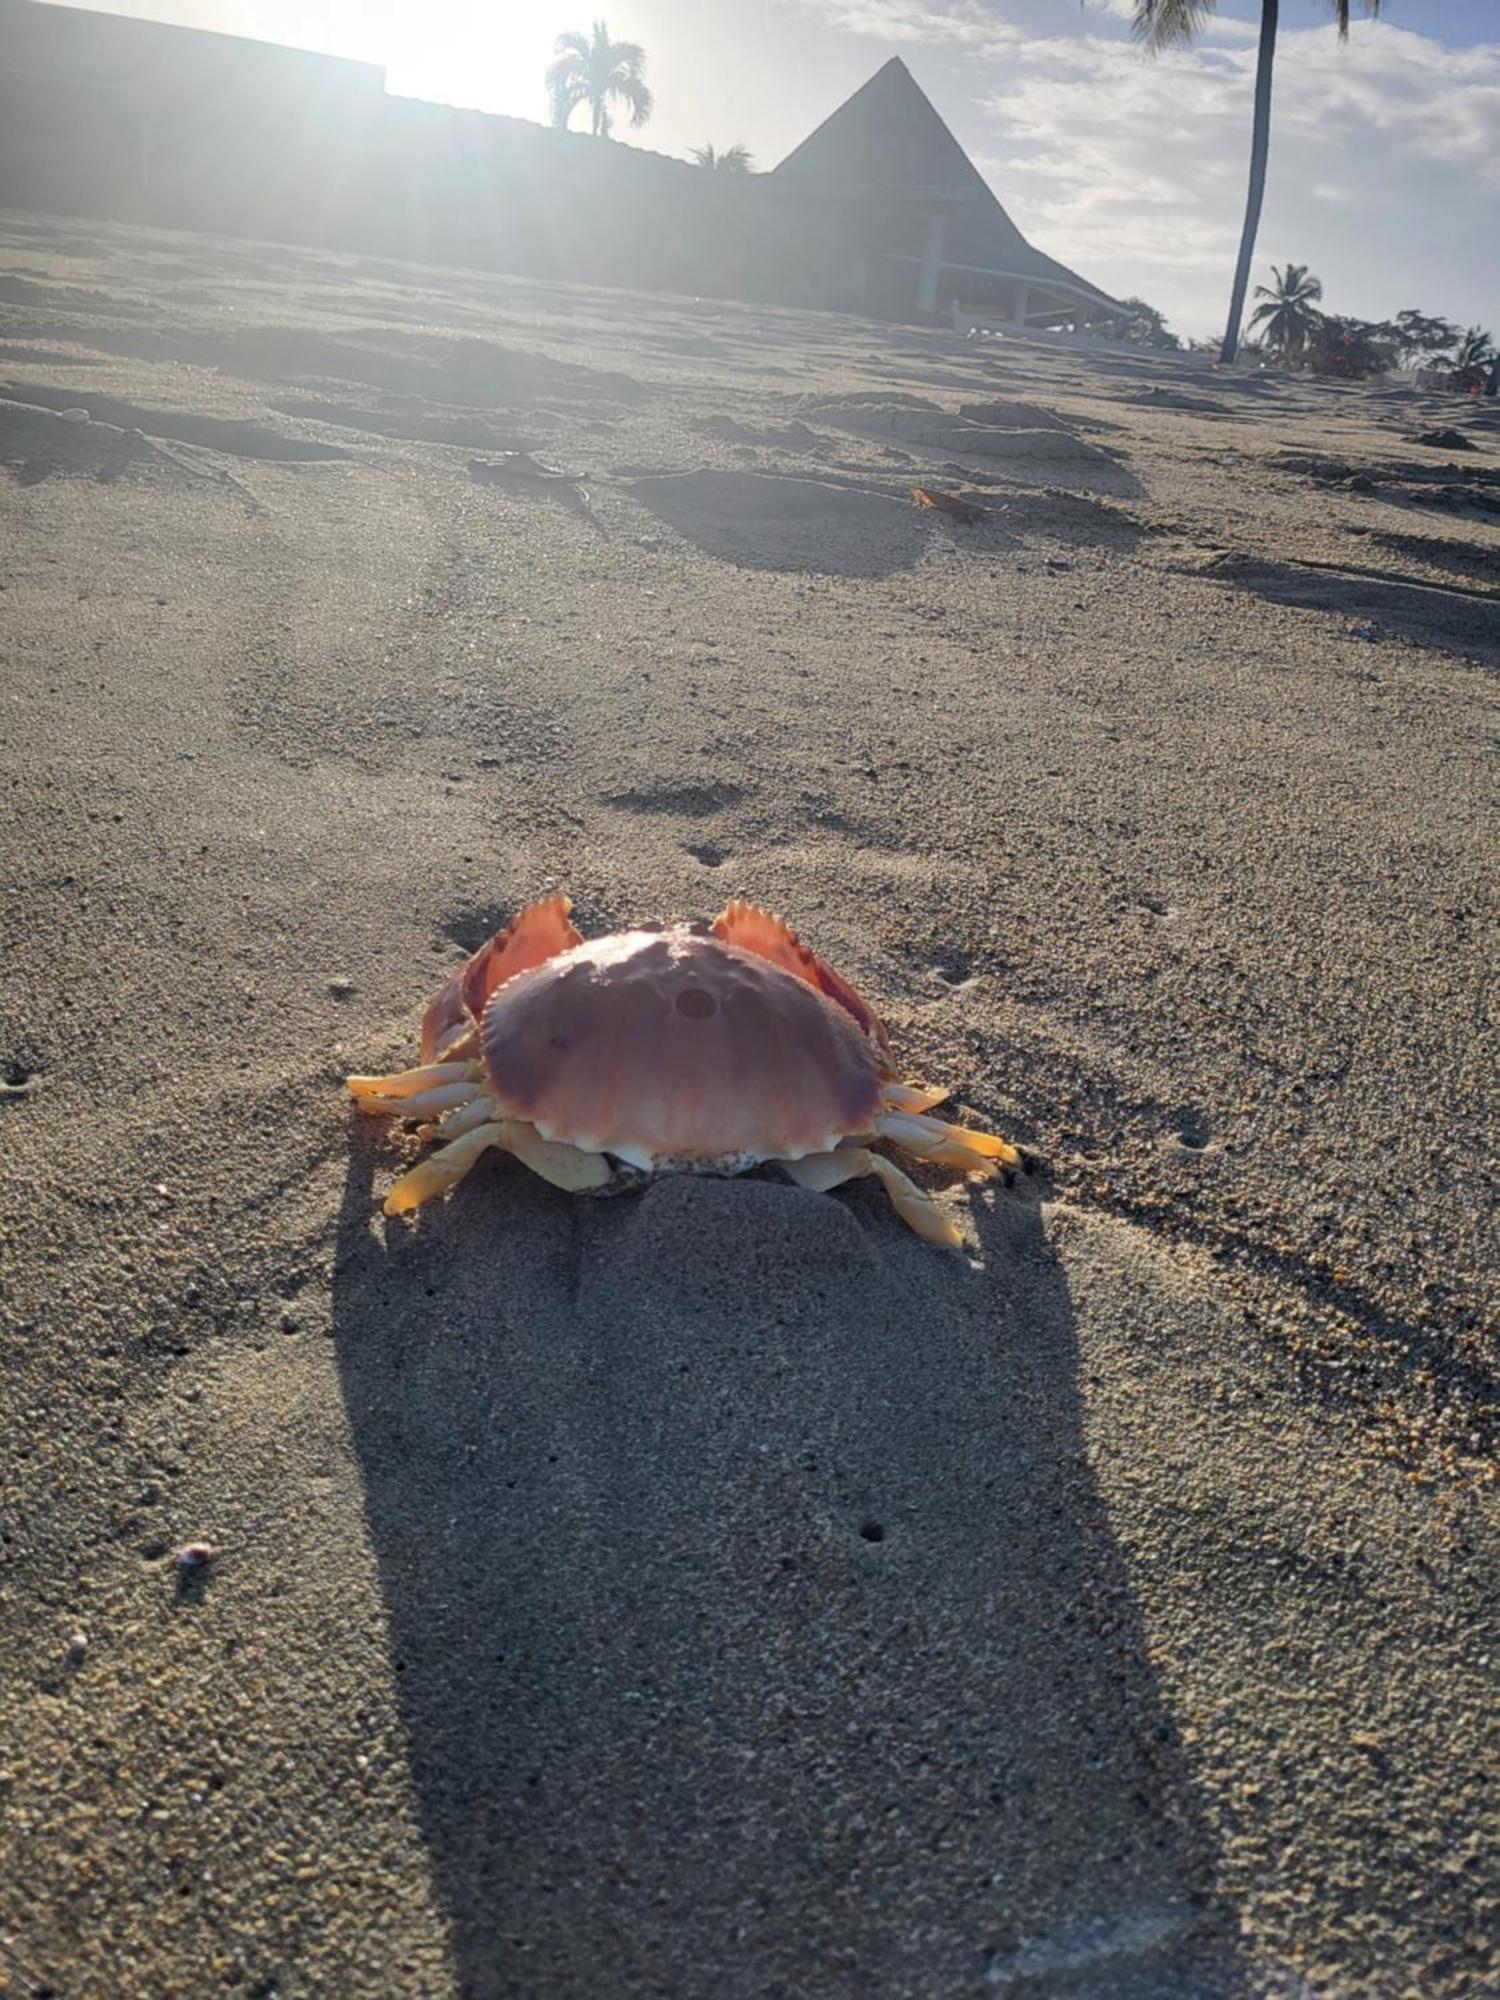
[
  {"x1": 878, "y1": 1114, "x2": 999, "y2": 1175},
  {"x1": 876, "y1": 1109, "x2": 1020, "y2": 1174},
  {"x1": 777, "y1": 1150, "x2": 869, "y2": 1196},
  {"x1": 385, "y1": 1122, "x2": 508, "y2": 1215},
  {"x1": 881, "y1": 1082, "x2": 951, "y2": 1114},
  {"x1": 359, "y1": 1081, "x2": 485, "y2": 1120},
  {"x1": 865, "y1": 1153, "x2": 965, "y2": 1248},
  {"x1": 346, "y1": 1060, "x2": 480, "y2": 1106},
  {"x1": 382, "y1": 1117, "x2": 611, "y2": 1216},
  {"x1": 418, "y1": 1092, "x2": 502, "y2": 1143},
  {"x1": 780, "y1": 1148, "x2": 963, "y2": 1249},
  {"x1": 502, "y1": 1121, "x2": 612, "y2": 1192}
]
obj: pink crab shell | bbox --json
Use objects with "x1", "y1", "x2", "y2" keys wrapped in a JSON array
[
  {"x1": 477, "y1": 924, "x2": 885, "y2": 1170},
  {"x1": 349, "y1": 894, "x2": 1022, "y2": 1243}
]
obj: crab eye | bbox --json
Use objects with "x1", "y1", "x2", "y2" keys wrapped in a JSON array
[{"x1": 676, "y1": 987, "x2": 717, "y2": 1020}]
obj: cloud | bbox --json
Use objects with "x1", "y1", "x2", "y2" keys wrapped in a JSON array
[
  {"x1": 1077, "y1": 0, "x2": 1253, "y2": 30},
  {"x1": 803, "y1": 0, "x2": 1020, "y2": 52},
  {"x1": 795, "y1": 5, "x2": 1500, "y2": 340},
  {"x1": 996, "y1": 21, "x2": 1500, "y2": 335}
]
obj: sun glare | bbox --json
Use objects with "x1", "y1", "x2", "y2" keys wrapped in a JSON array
[{"x1": 379, "y1": 2, "x2": 570, "y2": 121}]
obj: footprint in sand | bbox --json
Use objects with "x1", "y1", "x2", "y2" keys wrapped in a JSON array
[
  {"x1": 604, "y1": 780, "x2": 745, "y2": 818},
  {"x1": 1163, "y1": 1107, "x2": 1223, "y2": 1157},
  {"x1": 1, "y1": 1057, "x2": 37, "y2": 1102}
]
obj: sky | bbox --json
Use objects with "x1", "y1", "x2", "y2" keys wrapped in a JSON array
[{"x1": 40, "y1": 1, "x2": 1500, "y2": 341}]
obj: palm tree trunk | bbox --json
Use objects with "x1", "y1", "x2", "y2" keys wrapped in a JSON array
[{"x1": 1219, "y1": 0, "x2": 1279, "y2": 365}]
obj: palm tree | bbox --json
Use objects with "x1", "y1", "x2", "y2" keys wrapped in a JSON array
[
  {"x1": 1248, "y1": 262, "x2": 1323, "y2": 362},
  {"x1": 546, "y1": 20, "x2": 652, "y2": 139},
  {"x1": 1449, "y1": 326, "x2": 1497, "y2": 392},
  {"x1": 691, "y1": 143, "x2": 754, "y2": 175},
  {"x1": 1392, "y1": 309, "x2": 1460, "y2": 371},
  {"x1": 1133, "y1": 2, "x2": 1380, "y2": 364}
]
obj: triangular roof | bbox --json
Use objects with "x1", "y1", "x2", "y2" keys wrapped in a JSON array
[{"x1": 772, "y1": 57, "x2": 1120, "y2": 312}]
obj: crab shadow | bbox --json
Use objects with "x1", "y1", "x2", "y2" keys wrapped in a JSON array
[{"x1": 333, "y1": 1136, "x2": 1249, "y2": 1998}]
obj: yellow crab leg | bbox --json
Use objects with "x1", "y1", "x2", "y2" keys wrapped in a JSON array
[
  {"x1": 347, "y1": 1060, "x2": 479, "y2": 1107},
  {"x1": 876, "y1": 1110, "x2": 1020, "y2": 1172},
  {"x1": 863, "y1": 1152, "x2": 964, "y2": 1247},
  {"x1": 418, "y1": 1092, "x2": 501, "y2": 1143},
  {"x1": 358, "y1": 1080, "x2": 486, "y2": 1121},
  {"x1": 780, "y1": 1148, "x2": 963, "y2": 1249},
  {"x1": 385, "y1": 1122, "x2": 507, "y2": 1215},
  {"x1": 778, "y1": 1150, "x2": 868, "y2": 1195},
  {"x1": 881, "y1": 1082, "x2": 951, "y2": 1114},
  {"x1": 383, "y1": 1117, "x2": 611, "y2": 1216},
  {"x1": 501, "y1": 1121, "x2": 612, "y2": 1192},
  {"x1": 878, "y1": 1123, "x2": 1000, "y2": 1176}
]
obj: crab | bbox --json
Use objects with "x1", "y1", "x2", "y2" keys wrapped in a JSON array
[{"x1": 346, "y1": 895, "x2": 1020, "y2": 1247}]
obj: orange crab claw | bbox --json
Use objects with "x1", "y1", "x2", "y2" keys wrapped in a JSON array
[
  {"x1": 419, "y1": 892, "x2": 583, "y2": 1061},
  {"x1": 712, "y1": 898, "x2": 892, "y2": 1058}
]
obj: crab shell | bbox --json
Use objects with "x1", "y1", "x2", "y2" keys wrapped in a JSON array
[
  {"x1": 347, "y1": 895, "x2": 1020, "y2": 1246},
  {"x1": 478, "y1": 924, "x2": 892, "y2": 1170}
]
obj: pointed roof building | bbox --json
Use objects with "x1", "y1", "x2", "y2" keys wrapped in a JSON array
[{"x1": 772, "y1": 57, "x2": 1120, "y2": 328}]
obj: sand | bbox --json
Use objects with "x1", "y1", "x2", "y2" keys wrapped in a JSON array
[{"x1": 0, "y1": 209, "x2": 1496, "y2": 2000}]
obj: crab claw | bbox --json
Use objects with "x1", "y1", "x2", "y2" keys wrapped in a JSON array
[
  {"x1": 419, "y1": 893, "x2": 583, "y2": 1061},
  {"x1": 712, "y1": 899, "x2": 891, "y2": 1057}
]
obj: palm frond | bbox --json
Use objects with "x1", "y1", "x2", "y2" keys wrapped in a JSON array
[
  {"x1": 614, "y1": 78, "x2": 653, "y2": 128},
  {"x1": 692, "y1": 142, "x2": 754, "y2": 174},
  {"x1": 548, "y1": 19, "x2": 654, "y2": 140},
  {"x1": 1132, "y1": 0, "x2": 1217, "y2": 53},
  {"x1": 1328, "y1": 0, "x2": 1381, "y2": 41},
  {"x1": 548, "y1": 81, "x2": 584, "y2": 129}
]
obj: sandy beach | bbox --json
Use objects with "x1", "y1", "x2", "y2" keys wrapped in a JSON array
[{"x1": 1, "y1": 209, "x2": 1496, "y2": 1998}]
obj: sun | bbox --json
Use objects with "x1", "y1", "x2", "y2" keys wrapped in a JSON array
[{"x1": 377, "y1": 2, "x2": 570, "y2": 122}]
